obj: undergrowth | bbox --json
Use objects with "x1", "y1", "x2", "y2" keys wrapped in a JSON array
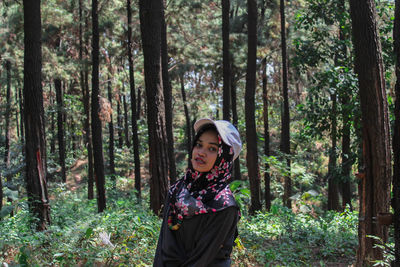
[{"x1": 0, "y1": 179, "x2": 358, "y2": 266}]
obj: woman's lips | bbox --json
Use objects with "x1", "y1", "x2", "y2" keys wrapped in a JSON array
[{"x1": 195, "y1": 157, "x2": 205, "y2": 164}]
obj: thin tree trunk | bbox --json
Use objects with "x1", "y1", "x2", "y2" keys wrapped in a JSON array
[
  {"x1": 4, "y1": 60, "x2": 11, "y2": 167},
  {"x1": 245, "y1": 0, "x2": 261, "y2": 214},
  {"x1": 79, "y1": 0, "x2": 94, "y2": 199},
  {"x1": 137, "y1": 86, "x2": 142, "y2": 119},
  {"x1": 91, "y1": 0, "x2": 106, "y2": 212},
  {"x1": 349, "y1": 0, "x2": 392, "y2": 264},
  {"x1": 341, "y1": 95, "x2": 353, "y2": 210},
  {"x1": 18, "y1": 84, "x2": 24, "y2": 143},
  {"x1": 122, "y1": 89, "x2": 131, "y2": 148},
  {"x1": 23, "y1": 0, "x2": 51, "y2": 230},
  {"x1": 262, "y1": 57, "x2": 271, "y2": 211},
  {"x1": 127, "y1": 0, "x2": 141, "y2": 200},
  {"x1": 161, "y1": 3, "x2": 176, "y2": 183},
  {"x1": 117, "y1": 95, "x2": 123, "y2": 149},
  {"x1": 139, "y1": 0, "x2": 169, "y2": 214},
  {"x1": 180, "y1": 72, "x2": 192, "y2": 164},
  {"x1": 49, "y1": 84, "x2": 56, "y2": 154},
  {"x1": 327, "y1": 93, "x2": 340, "y2": 211},
  {"x1": 107, "y1": 76, "x2": 116, "y2": 178},
  {"x1": 231, "y1": 61, "x2": 241, "y2": 180},
  {"x1": 280, "y1": 0, "x2": 291, "y2": 209},
  {"x1": 222, "y1": 0, "x2": 231, "y2": 121},
  {"x1": 15, "y1": 79, "x2": 19, "y2": 139},
  {"x1": 55, "y1": 79, "x2": 66, "y2": 183},
  {"x1": 392, "y1": 0, "x2": 400, "y2": 264}
]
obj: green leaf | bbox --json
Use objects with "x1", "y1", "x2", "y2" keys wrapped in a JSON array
[
  {"x1": 85, "y1": 227, "x2": 93, "y2": 238},
  {"x1": 230, "y1": 180, "x2": 242, "y2": 191},
  {"x1": 4, "y1": 188, "x2": 19, "y2": 201}
]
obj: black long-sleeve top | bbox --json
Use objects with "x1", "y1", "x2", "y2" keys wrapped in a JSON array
[{"x1": 153, "y1": 196, "x2": 239, "y2": 267}]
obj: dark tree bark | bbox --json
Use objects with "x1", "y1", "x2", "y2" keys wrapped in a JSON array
[
  {"x1": 127, "y1": 0, "x2": 141, "y2": 200},
  {"x1": 117, "y1": 95, "x2": 123, "y2": 149},
  {"x1": 107, "y1": 76, "x2": 116, "y2": 178},
  {"x1": 18, "y1": 85, "x2": 24, "y2": 143},
  {"x1": 327, "y1": 93, "x2": 340, "y2": 211},
  {"x1": 222, "y1": 0, "x2": 231, "y2": 121},
  {"x1": 122, "y1": 90, "x2": 131, "y2": 148},
  {"x1": 139, "y1": 0, "x2": 169, "y2": 214},
  {"x1": 161, "y1": 4, "x2": 176, "y2": 183},
  {"x1": 231, "y1": 61, "x2": 241, "y2": 180},
  {"x1": 245, "y1": 0, "x2": 261, "y2": 214},
  {"x1": 49, "y1": 84, "x2": 56, "y2": 154},
  {"x1": 179, "y1": 72, "x2": 192, "y2": 164},
  {"x1": 4, "y1": 60, "x2": 11, "y2": 167},
  {"x1": 137, "y1": 86, "x2": 142, "y2": 119},
  {"x1": 91, "y1": 0, "x2": 106, "y2": 212},
  {"x1": 79, "y1": 0, "x2": 94, "y2": 199},
  {"x1": 262, "y1": 58, "x2": 271, "y2": 211},
  {"x1": 280, "y1": 0, "x2": 291, "y2": 209},
  {"x1": 0, "y1": 173, "x2": 2, "y2": 214},
  {"x1": 23, "y1": 0, "x2": 51, "y2": 230},
  {"x1": 337, "y1": 0, "x2": 352, "y2": 211},
  {"x1": 349, "y1": 0, "x2": 392, "y2": 264},
  {"x1": 15, "y1": 83, "x2": 19, "y2": 139},
  {"x1": 392, "y1": 0, "x2": 400, "y2": 264},
  {"x1": 55, "y1": 79, "x2": 66, "y2": 183}
]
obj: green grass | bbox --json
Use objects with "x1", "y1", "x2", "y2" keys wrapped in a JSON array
[{"x1": 0, "y1": 179, "x2": 358, "y2": 266}]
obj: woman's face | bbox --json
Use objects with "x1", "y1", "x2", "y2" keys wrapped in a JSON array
[{"x1": 191, "y1": 130, "x2": 219, "y2": 173}]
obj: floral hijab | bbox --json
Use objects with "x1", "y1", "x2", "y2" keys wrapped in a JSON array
[{"x1": 167, "y1": 126, "x2": 237, "y2": 230}]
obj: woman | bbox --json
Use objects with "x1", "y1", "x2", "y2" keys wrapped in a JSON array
[{"x1": 153, "y1": 118, "x2": 242, "y2": 267}]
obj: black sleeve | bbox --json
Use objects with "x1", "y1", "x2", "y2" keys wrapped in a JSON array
[{"x1": 182, "y1": 207, "x2": 239, "y2": 267}]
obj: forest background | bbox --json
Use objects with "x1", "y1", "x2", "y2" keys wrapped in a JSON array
[{"x1": 0, "y1": 0, "x2": 400, "y2": 266}]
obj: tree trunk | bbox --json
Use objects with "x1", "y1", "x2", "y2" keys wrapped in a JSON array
[
  {"x1": 341, "y1": 95, "x2": 353, "y2": 210},
  {"x1": 18, "y1": 85, "x2": 24, "y2": 143},
  {"x1": 161, "y1": 4, "x2": 176, "y2": 183},
  {"x1": 23, "y1": 0, "x2": 51, "y2": 230},
  {"x1": 245, "y1": 0, "x2": 261, "y2": 214},
  {"x1": 262, "y1": 58, "x2": 271, "y2": 211},
  {"x1": 122, "y1": 90, "x2": 131, "y2": 148},
  {"x1": 55, "y1": 79, "x2": 66, "y2": 183},
  {"x1": 338, "y1": 0, "x2": 352, "y2": 211},
  {"x1": 49, "y1": 84, "x2": 56, "y2": 154},
  {"x1": 127, "y1": 0, "x2": 141, "y2": 200},
  {"x1": 222, "y1": 0, "x2": 231, "y2": 121},
  {"x1": 139, "y1": 0, "x2": 169, "y2": 214},
  {"x1": 179, "y1": 72, "x2": 192, "y2": 165},
  {"x1": 280, "y1": 0, "x2": 291, "y2": 209},
  {"x1": 80, "y1": 0, "x2": 94, "y2": 199},
  {"x1": 137, "y1": 86, "x2": 142, "y2": 119},
  {"x1": 107, "y1": 76, "x2": 116, "y2": 178},
  {"x1": 4, "y1": 60, "x2": 11, "y2": 167},
  {"x1": 91, "y1": 0, "x2": 106, "y2": 212},
  {"x1": 392, "y1": 0, "x2": 400, "y2": 264},
  {"x1": 117, "y1": 95, "x2": 123, "y2": 149},
  {"x1": 231, "y1": 61, "x2": 241, "y2": 180},
  {"x1": 327, "y1": 93, "x2": 340, "y2": 211},
  {"x1": 349, "y1": 0, "x2": 392, "y2": 264}
]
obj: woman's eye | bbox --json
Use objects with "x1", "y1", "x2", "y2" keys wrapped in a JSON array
[
  {"x1": 209, "y1": 147, "x2": 217, "y2": 152},
  {"x1": 196, "y1": 143, "x2": 202, "y2": 148}
]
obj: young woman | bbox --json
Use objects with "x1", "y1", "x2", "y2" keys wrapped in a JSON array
[{"x1": 153, "y1": 118, "x2": 242, "y2": 267}]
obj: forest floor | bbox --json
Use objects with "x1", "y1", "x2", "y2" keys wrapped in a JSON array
[
  {"x1": 0, "y1": 158, "x2": 359, "y2": 266},
  {"x1": 63, "y1": 158, "x2": 357, "y2": 267}
]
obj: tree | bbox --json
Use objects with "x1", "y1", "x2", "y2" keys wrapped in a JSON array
[
  {"x1": 231, "y1": 60, "x2": 241, "y2": 180},
  {"x1": 262, "y1": 57, "x2": 271, "y2": 211},
  {"x1": 139, "y1": 0, "x2": 169, "y2": 214},
  {"x1": 393, "y1": 0, "x2": 400, "y2": 264},
  {"x1": 179, "y1": 71, "x2": 192, "y2": 163},
  {"x1": 23, "y1": 0, "x2": 51, "y2": 230},
  {"x1": 79, "y1": 0, "x2": 94, "y2": 199},
  {"x1": 280, "y1": 0, "x2": 291, "y2": 209},
  {"x1": 161, "y1": 3, "x2": 177, "y2": 183},
  {"x1": 55, "y1": 78, "x2": 66, "y2": 183},
  {"x1": 91, "y1": 0, "x2": 106, "y2": 212},
  {"x1": 4, "y1": 60, "x2": 11, "y2": 167},
  {"x1": 349, "y1": 0, "x2": 392, "y2": 264},
  {"x1": 327, "y1": 93, "x2": 339, "y2": 211},
  {"x1": 222, "y1": 0, "x2": 231, "y2": 121},
  {"x1": 245, "y1": 0, "x2": 261, "y2": 214},
  {"x1": 107, "y1": 75, "x2": 116, "y2": 178},
  {"x1": 127, "y1": 0, "x2": 141, "y2": 200}
]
